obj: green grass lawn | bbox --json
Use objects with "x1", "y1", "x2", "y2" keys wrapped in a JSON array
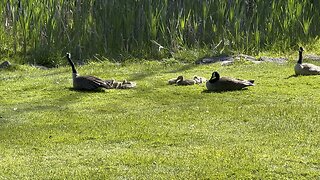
[{"x1": 1, "y1": 59, "x2": 320, "y2": 179}]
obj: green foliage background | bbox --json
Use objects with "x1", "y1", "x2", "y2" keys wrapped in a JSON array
[{"x1": 0, "y1": 0, "x2": 319, "y2": 65}]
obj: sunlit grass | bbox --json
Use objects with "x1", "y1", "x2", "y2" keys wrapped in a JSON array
[{"x1": 1, "y1": 59, "x2": 320, "y2": 179}]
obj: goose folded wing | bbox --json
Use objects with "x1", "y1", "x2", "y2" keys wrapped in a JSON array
[
  {"x1": 237, "y1": 79, "x2": 254, "y2": 86},
  {"x1": 221, "y1": 77, "x2": 253, "y2": 89},
  {"x1": 78, "y1": 76, "x2": 112, "y2": 89},
  {"x1": 303, "y1": 63, "x2": 320, "y2": 72}
]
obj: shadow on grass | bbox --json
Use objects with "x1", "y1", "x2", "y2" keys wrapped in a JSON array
[
  {"x1": 166, "y1": 64, "x2": 198, "y2": 73},
  {"x1": 285, "y1": 74, "x2": 320, "y2": 79},
  {"x1": 201, "y1": 89, "x2": 250, "y2": 93},
  {"x1": 9, "y1": 87, "x2": 107, "y2": 115},
  {"x1": 128, "y1": 63, "x2": 199, "y2": 82},
  {"x1": 43, "y1": 70, "x2": 69, "y2": 77},
  {"x1": 27, "y1": 69, "x2": 68, "y2": 79},
  {"x1": 0, "y1": 115, "x2": 8, "y2": 124},
  {"x1": 67, "y1": 87, "x2": 106, "y2": 93},
  {"x1": 285, "y1": 74, "x2": 299, "y2": 79},
  {"x1": 129, "y1": 72, "x2": 154, "y2": 81}
]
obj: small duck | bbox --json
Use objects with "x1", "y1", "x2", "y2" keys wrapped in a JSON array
[
  {"x1": 294, "y1": 47, "x2": 320, "y2": 75},
  {"x1": 168, "y1": 75, "x2": 206, "y2": 85},
  {"x1": 111, "y1": 80, "x2": 137, "y2": 89},
  {"x1": 206, "y1": 71, "x2": 254, "y2": 91},
  {"x1": 176, "y1": 76, "x2": 196, "y2": 86}
]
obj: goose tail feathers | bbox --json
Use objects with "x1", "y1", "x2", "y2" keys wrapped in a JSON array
[{"x1": 248, "y1": 80, "x2": 255, "y2": 85}]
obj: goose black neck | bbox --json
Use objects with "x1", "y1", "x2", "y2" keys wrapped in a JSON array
[
  {"x1": 298, "y1": 50, "x2": 303, "y2": 64},
  {"x1": 209, "y1": 72, "x2": 219, "y2": 83},
  {"x1": 67, "y1": 56, "x2": 77, "y2": 74},
  {"x1": 177, "y1": 76, "x2": 183, "y2": 81}
]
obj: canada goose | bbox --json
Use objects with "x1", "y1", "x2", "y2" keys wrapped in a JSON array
[
  {"x1": 294, "y1": 47, "x2": 320, "y2": 75},
  {"x1": 66, "y1": 53, "x2": 112, "y2": 90},
  {"x1": 176, "y1": 75, "x2": 196, "y2": 86},
  {"x1": 206, "y1": 71, "x2": 254, "y2": 91}
]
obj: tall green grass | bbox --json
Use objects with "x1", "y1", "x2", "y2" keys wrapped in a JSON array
[{"x1": 0, "y1": 0, "x2": 318, "y2": 65}]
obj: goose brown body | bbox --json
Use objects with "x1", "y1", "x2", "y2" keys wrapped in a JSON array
[
  {"x1": 294, "y1": 47, "x2": 320, "y2": 75},
  {"x1": 206, "y1": 72, "x2": 254, "y2": 91}
]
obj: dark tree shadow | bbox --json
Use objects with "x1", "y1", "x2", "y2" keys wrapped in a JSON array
[
  {"x1": 128, "y1": 63, "x2": 199, "y2": 82},
  {"x1": 166, "y1": 64, "x2": 198, "y2": 73},
  {"x1": 129, "y1": 72, "x2": 155, "y2": 81}
]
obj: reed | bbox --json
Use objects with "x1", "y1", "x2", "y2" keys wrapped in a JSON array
[{"x1": 0, "y1": 0, "x2": 318, "y2": 65}]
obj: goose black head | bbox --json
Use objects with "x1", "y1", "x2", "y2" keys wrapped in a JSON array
[
  {"x1": 299, "y1": 47, "x2": 304, "y2": 52},
  {"x1": 213, "y1": 72, "x2": 220, "y2": 79},
  {"x1": 297, "y1": 47, "x2": 304, "y2": 64},
  {"x1": 66, "y1": 53, "x2": 72, "y2": 60},
  {"x1": 66, "y1": 52, "x2": 77, "y2": 74},
  {"x1": 176, "y1": 75, "x2": 184, "y2": 82},
  {"x1": 209, "y1": 71, "x2": 220, "y2": 83}
]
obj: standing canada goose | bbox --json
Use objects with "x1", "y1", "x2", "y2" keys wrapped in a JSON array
[
  {"x1": 176, "y1": 75, "x2": 196, "y2": 86},
  {"x1": 206, "y1": 71, "x2": 254, "y2": 91},
  {"x1": 294, "y1": 47, "x2": 320, "y2": 75},
  {"x1": 66, "y1": 53, "x2": 112, "y2": 90}
]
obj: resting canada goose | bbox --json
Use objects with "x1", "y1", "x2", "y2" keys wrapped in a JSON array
[
  {"x1": 206, "y1": 71, "x2": 254, "y2": 91},
  {"x1": 66, "y1": 53, "x2": 112, "y2": 90},
  {"x1": 294, "y1": 47, "x2": 320, "y2": 75},
  {"x1": 176, "y1": 75, "x2": 196, "y2": 86}
]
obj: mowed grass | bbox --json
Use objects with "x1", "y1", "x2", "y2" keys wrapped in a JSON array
[{"x1": 1, "y1": 59, "x2": 320, "y2": 179}]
